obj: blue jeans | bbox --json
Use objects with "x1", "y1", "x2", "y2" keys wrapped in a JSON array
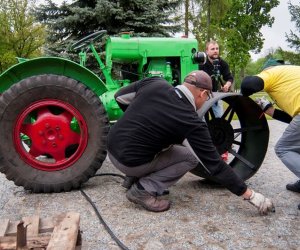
[
  {"x1": 212, "y1": 100, "x2": 223, "y2": 118},
  {"x1": 275, "y1": 114, "x2": 300, "y2": 178}
]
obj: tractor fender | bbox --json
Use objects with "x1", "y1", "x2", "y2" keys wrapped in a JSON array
[{"x1": 0, "y1": 57, "x2": 108, "y2": 96}]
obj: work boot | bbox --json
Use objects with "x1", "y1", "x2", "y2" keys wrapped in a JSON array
[
  {"x1": 126, "y1": 184, "x2": 170, "y2": 212},
  {"x1": 286, "y1": 180, "x2": 300, "y2": 193},
  {"x1": 122, "y1": 176, "x2": 138, "y2": 189},
  {"x1": 122, "y1": 176, "x2": 170, "y2": 196}
]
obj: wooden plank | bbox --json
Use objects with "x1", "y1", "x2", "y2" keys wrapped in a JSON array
[
  {"x1": 22, "y1": 215, "x2": 40, "y2": 236},
  {"x1": 5, "y1": 218, "x2": 55, "y2": 236},
  {"x1": 0, "y1": 235, "x2": 51, "y2": 250},
  {"x1": 47, "y1": 212, "x2": 80, "y2": 250},
  {"x1": 16, "y1": 221, "x2": 27, "y2": 249},
  {"x1": 5, "y1": 215, "x2": 64, "y2": 236},
  {"x1": 0, "y1": 219, "x2": 10, "y2": 236},
  {"x1": 0, "y1": 213, "x2": 81, "y2": 249}
]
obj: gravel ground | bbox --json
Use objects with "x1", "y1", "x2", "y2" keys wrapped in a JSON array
[{"x1": 0, "y1": 120, "x2": 299, "y2": 250}]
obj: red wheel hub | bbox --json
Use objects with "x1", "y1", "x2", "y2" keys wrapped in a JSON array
[{"x1": 14, "y1": 99, "x2": 88, "y2": 171}]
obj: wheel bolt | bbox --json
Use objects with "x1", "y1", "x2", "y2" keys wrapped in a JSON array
[
  {"x1": 52, "y1": 143, "x2": 57, "y2": 148},
  {"x1": 45, "y1": 123, "x2": 50, "y2": 129},
  {"x1": 59, "y1": 134, "x2": 63, "y2": 140},
  {"x1": 56, "y1": 126, "x2": 60, "y2": 131},
  {"x1": 38, "y1": 131, "x2": 44, "y2": 136}
]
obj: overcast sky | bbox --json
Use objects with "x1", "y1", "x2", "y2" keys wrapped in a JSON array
[{"x1": 250, "y1": 0, "x2": 298, "y2": 60}]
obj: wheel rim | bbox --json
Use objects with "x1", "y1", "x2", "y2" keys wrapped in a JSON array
[{"x1": 14, "y1": 99, "x2": 88, "y2": 171}]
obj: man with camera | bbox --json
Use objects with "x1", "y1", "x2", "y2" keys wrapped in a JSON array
[{"x1": 199, "y1": 40, "x2": 233, "y2": 160}]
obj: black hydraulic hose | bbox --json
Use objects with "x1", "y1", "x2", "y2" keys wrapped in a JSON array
[
  {"x1": 80, "y1": 173, "x2": 130, "y2": 250},
  {"x1": 94, "y1": 173, "x2": 125, "y2": 179}
]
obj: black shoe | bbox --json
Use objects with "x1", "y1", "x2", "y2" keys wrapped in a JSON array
[
  {"x1": 298, "y1": 203, "x2": 300, "y2": 210},
  {"x1": 286, "y1": 180, "x2": 300, "y2": 193}
]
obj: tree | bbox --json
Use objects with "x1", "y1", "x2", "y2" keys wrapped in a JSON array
[
  {"x1": 0, "y1": 0, "x2": 45, "y2": 72},
  {"x1": 221, "y1": 0, "x2": 279, "y2": 84},
  {"x1": 273, "y1": 47, "x2": 300, "y2": 65},
  {"x1": 286, "y1": 0, "x2": 300, "y2": 51},
  {"x1": 34, "y1": 0, "x2": 182, "y2": 57},
  {"x1": 284, "y1": 1, "x2": 300, "y2": 64},
  {"x1": 187, "y1": 0, "x2": 232, "y2": 50}
]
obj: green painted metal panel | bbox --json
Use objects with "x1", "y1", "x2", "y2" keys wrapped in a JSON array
[{"x1": 108, "y1": 36, "x2": 198, "y2": 59}]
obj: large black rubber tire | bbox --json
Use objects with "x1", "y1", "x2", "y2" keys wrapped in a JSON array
[
  {"x1": 0, "y1": 74, "x2": 109, "y2": 193},
  {"x1": 192, "y1": 92, "x2": 269, "y2": 181}
]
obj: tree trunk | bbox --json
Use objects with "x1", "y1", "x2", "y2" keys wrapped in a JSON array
[
  {"x1": 184, "y1": 0, "x2": 189, "y2": 37},
  {"x1": 207, "y1": 0, "x2": 211, "y2": 41}
]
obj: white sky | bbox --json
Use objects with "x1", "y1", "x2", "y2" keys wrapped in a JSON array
[
  {"x1": 250, "y1": 0, "x2": 298, "y2": 61},
  {"x1": 38, "y1": 0, "x2": 299, "y2": 61}
]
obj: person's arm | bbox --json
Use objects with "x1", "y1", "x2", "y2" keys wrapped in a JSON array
[
  {"x1": 273, "y1": 109, "x2": 292, "y2": 123},
  {"x1": 115, "y1": 77, "x2": 163, "y2": 111},
  {"x1": 256, "y1": 97, "x2": 293, "y2": 123},
  {"x1": 220, "y1": 60, "x2": 233, "y2": 92},
  {"x1": 184, "y1": 121, "x2": 274, "y2": 214},
  {"x1": 114, "y1": 82, "x2": 138, "y2": 112},
  {"x1": 241, "y1": 76, "x2": 264, "y2": 96}
]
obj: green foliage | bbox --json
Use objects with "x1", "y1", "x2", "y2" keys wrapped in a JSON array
[
  {"x1": 188, "y1": 0, "x2": 232, "y2": 50},
  {"x1": 0, "y1": 0, "x2": 45, "y2": 73},
  {"x1": 34, "y1": 0, "x2": 182, "y2": 58},
  {"x1": 221, "y1": 0, "x2": 279, "y2": 85},
  {"x1": 245, "y1": 57, "x2": 265, "y2": 75},
  {"x1": 181, "y1": 1, "x2": 279, "y2": 90},
  {"x1": 279, "y1": 50, "x2": 300, "y2": 65},
  {"x1": 280, "y1": 1, "x2": 300, "y2": 64},
  {"x1": 286, "y1": 1, "x2": 300, "y2": 51}
]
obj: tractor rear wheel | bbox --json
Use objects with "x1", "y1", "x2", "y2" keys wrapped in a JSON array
[
  {"x1": 192, "y1": 92, "x2": 269, "y2": 181},
  {"x1": 0, "y1": 74, "x2": 109, "y2": 192}
]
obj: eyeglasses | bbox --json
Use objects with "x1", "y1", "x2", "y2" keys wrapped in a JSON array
[
  {"x1": 206, "y1": 91, "x2": 211, "y2": 101},
  {"x1": 200, "y1": 89, "x2": 211, "y2": 101}
]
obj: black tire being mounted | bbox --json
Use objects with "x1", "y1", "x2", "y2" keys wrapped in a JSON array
[{"x1": 0, "y1": 74, "x2": 109, "y2": 193}]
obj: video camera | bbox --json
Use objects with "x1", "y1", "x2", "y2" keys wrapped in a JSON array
[
  {"x1": 211, "y1": 58, "x2": 223, "y2": 87},
  {"x1": 212, "y1": 59, "x2": 220, "y2": 76}
]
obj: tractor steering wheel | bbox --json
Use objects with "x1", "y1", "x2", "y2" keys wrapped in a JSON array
[{"x1": 70, "y1": 30, "x2": 107, "y2": 51}]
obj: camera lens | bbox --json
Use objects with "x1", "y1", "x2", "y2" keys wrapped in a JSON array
[{"x1": 192, "y1": 52, "x2": 207, "y2": 65}]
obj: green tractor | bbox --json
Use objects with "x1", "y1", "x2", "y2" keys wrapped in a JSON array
[{"x1": 0, "y1": 31, "x2": 269, "y2": 193}]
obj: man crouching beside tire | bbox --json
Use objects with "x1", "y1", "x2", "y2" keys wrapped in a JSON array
[{"x1": 107, "y1": 70, "x2": 274, "y2": 215}]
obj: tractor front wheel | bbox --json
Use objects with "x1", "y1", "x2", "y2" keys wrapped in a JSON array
[{"x1": 0, "y1": 74, "x2": 109, "y2": 192}]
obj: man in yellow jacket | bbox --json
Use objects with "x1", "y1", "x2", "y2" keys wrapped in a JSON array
[{"x1": 241, "y1": 58, "x2": 300, "y2": 210}]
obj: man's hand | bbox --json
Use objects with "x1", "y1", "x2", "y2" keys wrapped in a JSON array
[
  {"x1": 247, "y1": 190, "x2": 275, "y2": 215},
  {"x1": 220, "y1": 82, "x2": 231, "y2": 92},
  {"x1": 255, "y1": 96, "x2": 273, "y2": 112}
]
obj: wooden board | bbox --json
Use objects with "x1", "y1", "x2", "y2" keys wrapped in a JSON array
[{"x1": 0, "y1": 212, "x2": 81, "y2": 250}]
